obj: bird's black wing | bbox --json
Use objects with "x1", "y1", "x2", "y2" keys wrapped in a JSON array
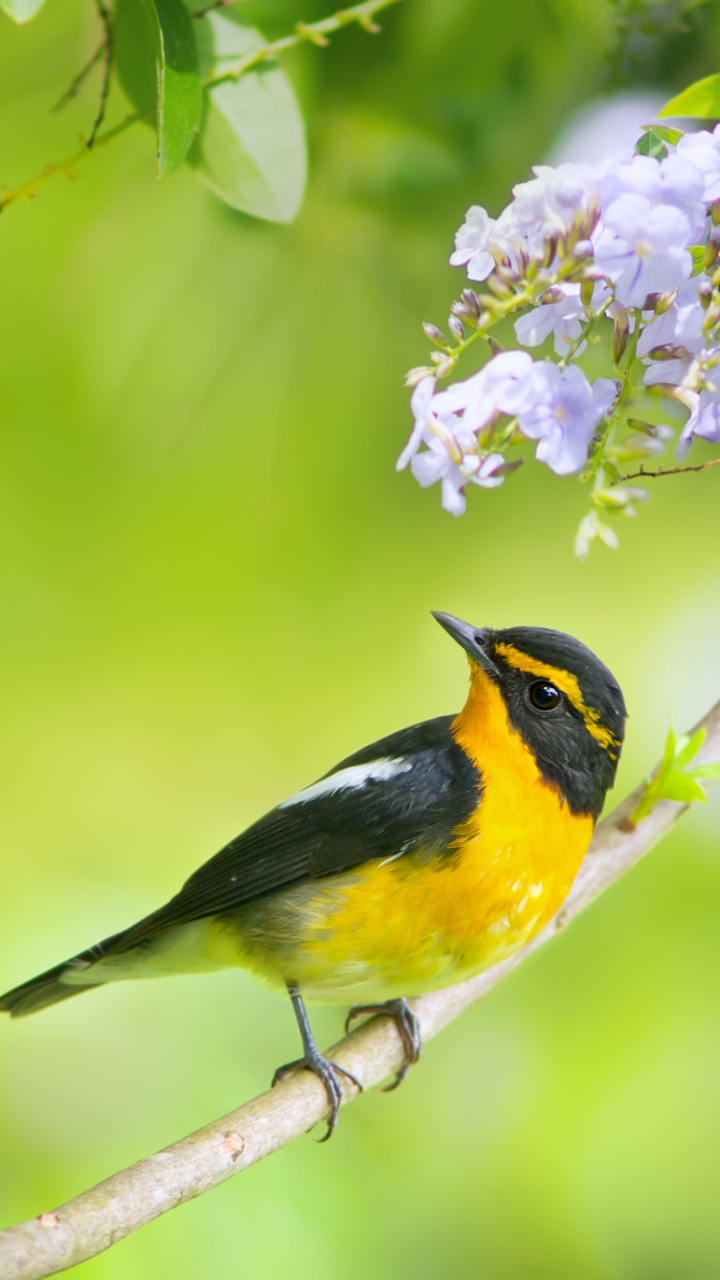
[{"x1": 110, "y1": 715, "x2": 481, "y2": 953}]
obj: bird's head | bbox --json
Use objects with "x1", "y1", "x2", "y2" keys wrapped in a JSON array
[{"x1": 433, "y1": 612, "x2": 627, "y2": 819}]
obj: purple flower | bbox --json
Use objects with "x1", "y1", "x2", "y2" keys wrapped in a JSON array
[
  {"x1": 638, "y1": 278, "x2": 705, "y2": 387},
  {"x1": 450, "y1": 206, "x2": 503, "y2": 282},
  {"x1": 517, "y1": 365, "x2": 618, "y2": 475},
  {"x1": 600, "y1": 152, "x2": 707, "y2": 240},
  {"x1": 412, "y1": 445, "x2": 507, "y2": 515},
  {"x1": 396, "y1": 376, "x2": 511, "y2": 514},
  {"x1": 432, "y1": 350, "x2": 535, "y2": 431},
  {"x1": 675, "y1": 127, "x2": 720, "y2": 205},
  {"x1": 594, "y1": 194, "x2": 693, "y2": 307},
  {"x1": 678, "y1": 383, "x2": 720, "y2": 455}
]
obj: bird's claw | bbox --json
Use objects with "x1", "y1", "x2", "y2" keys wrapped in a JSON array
[
  {"x1": 272, "y1": 1053, "x2": 362, "y2": 1141},
  {"x1": 345, "y1": 997, "x2": 421, "y2": 1090}
]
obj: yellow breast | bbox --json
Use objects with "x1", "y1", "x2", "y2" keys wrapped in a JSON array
[{"x1": 235, "y1": 666, "x2": 594, "y2": 1004}]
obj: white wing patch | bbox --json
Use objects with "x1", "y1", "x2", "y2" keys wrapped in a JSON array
[{"x1": 278, "y1": 757, "x2": 412, "y2": 809}]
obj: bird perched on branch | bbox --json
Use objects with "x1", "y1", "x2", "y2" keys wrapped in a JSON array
[{"x1": 0, "y1": 614, "x2": 625, "y2": 1137}]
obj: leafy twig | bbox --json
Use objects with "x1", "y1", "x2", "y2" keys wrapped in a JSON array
[
  {"x1": 619, "y1": 458, "x2": 720, "y2": 480},
  {"x1": 0, "y1": 0, "x2": 403, "y2": 216},
  {"x1": 622, "y1": 725, "x2": 720, "y2": 831},
  {"x1": 1, "y1": 696, "x2": 720, "y2": 1279},
  {"x1": 205, "y1": 0, "x2": 403, "y2": 89},
  {"x1": 88, "y1": 0, "x2": 114, "y2": 149}
]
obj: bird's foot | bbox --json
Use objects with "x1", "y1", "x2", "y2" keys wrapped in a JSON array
[
  {"x1": 345, "y1": 997, "x2": 421, "y2": 1091},
  {"x1": 272, "y1": 1052, "x2": 362, "y2": 1141}
]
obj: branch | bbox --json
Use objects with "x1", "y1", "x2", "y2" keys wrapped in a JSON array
[
  {"x1": 0, "y1": 0, "x2": 403, "y2": 217},
  {"x1": 87, "y1": 0, "x2": 114, "y2": 149},
  {"x1": 1, "y1": 697, "x2": 720, "y2": 1279},
  {"x1": 619, "y1": 458, "x2": 720, "y2": 481},
  {"x1": 0, "y1": 115, "x2": 139, "y2": 216},
  {"x1": 204, "y1": 0, "x2": 403, "y2": 89}
]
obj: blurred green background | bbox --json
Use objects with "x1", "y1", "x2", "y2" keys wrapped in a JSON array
[{"x1": 2, "y1": 0, "x2": 720, "y2": 1275}]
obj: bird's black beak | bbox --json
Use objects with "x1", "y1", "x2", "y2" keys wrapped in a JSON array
[{"x1": 432, "y1": 612, "x2": 500, "y2": 677}]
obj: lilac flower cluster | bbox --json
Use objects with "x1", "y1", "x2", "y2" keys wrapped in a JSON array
[{"x1": 399, "y1": 124, "x2": 720, "y2": 553}]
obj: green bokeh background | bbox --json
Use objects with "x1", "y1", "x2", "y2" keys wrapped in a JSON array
[{"x1": 2, "y1": 1, "x2": 720, "y2": 1275}]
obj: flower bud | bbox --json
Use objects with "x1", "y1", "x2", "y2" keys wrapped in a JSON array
[
  {"x1": 539, "y1": 287, "x2": 564, "y2": 305},
  {"x1": 593, "y1": 485, "x2": 648, "y2": 510},
  {"x1": 572, "y1": 239, "x2": 593, "y2": 259},
  {"x1": 626, "y1": 418, "x2": 671, "y2": 439},
  {"x1": 608, "y1": 300, "x2": 630, "y2": 365},
  {"x1": 461, "y1": 289, "x2": 481, "y2": 318},
  {"x1": 433, "y1": 357, "x2": 457, "y2": 379},
  {"x1": 485, "y1": 273, "x2": 514, "y2": 300},
  {"x1": 542, "y1": 233, "x2": 559, "y2": 267},
  {"x1": 712, "y1": 200, "x2": 720, "y2": 226},
  {"x1": 647, "y1": 382, "x2": 699, "y2": 411},
  {"x1": 495, "y1": 263, "x2": 521, "y2": 286},
  {"x1": 423, "y1": 322, "x2": 446, "y2": 346},
  {"x1": 698, "y1": 279, "x2": 713, "y2": 309},
  {"x1": 611, "y1": 435, "x2": 665, "y2": 461},
  {"x1": 647, "y1": 343, "x2": 688, "y2": 361},
  {"x1": 451, "y1": 301, "x2": 474, "y2": 321},
  {"x1": 514, "y1": 244, "x2": 530, "y2": 278},
  {"x1": 489, "y1": 246, "x2": 512, "y2": 270},
  {"x1": 404, "y1": 366, "x2": 435, "y2": 387},
  {"x1": 643, "y1": 288, "x2": 679, "y2": 315},
  {"x1": 581, "y1": 279, "x2": 594, "y2": 308},
  {"x1": 448, "y1": 315, "x2": 465, "y2": 342}
]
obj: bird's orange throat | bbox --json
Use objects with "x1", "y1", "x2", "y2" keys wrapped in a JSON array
[{"x1": 443, "y1": 660, "x2": 595, "y2": 960}]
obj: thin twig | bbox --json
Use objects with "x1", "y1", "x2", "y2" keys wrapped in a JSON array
[
  {"x1": 205, "y1": 0, "x2": 403, "y2": 89},
  {"x1": 0, "y1": 114, "x2": 139, "y2": 215},
  {"x1": 52, "y1": 41, "x2": 107, "y2": 113},
  {"x1": 87, "y1": 0, "x2": 113, "y2": 148},
  {"x1": 619, "y1": 458, "x2": 720, "y2": 480},
  {"x1": 1, "y1": 696, "x2": 719, "y2": 1280},
  {"x1": 0, "y1": 0, "x2": 403, "y2": 217}
]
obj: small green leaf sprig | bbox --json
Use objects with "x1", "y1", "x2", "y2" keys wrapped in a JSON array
[{"x1": 624, "y1": 725, "x2": 720, "y2": 830}]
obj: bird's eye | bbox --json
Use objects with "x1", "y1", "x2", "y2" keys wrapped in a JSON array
[{"x1": 528, "y1": 680, "x2": 562, "y2": 711}]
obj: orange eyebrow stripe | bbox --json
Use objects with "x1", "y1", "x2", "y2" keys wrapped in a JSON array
[{"x1": 493, "y1": 642, "x2": 619, "y2": 751}]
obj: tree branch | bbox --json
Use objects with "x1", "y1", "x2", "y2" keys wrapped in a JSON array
[
  {"x1": 619, "y1": 458, "x2": 720, "y2": 481},
  {"x1": 2, "y1": 695, "x2": 720, "y2": 1280}
]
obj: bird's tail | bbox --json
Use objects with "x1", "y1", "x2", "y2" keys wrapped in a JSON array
[{"x1": 0, "y1": 926, "x2": 134, "y2": 1018}]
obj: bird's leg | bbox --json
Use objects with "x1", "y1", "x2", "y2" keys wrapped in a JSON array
[
  {"x1": 345, "y1": 997, "x2": 421, "y2": 1091},
  {"x1": 272, "y1": 981, "x2": 363, "y2": 1140}
]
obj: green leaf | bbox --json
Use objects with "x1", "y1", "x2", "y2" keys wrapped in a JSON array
[
  {"x1": 647, "y1": 124, "x2": 684, "y2": 146},
  {"x1": 688, "y1": 761, "x2": 720, "y2": 779},
  {"x1": 674, "y1": 727, "x2": 706, "y2": 770},
  {"x1": 690, "y1": 245, "x2": 705, "y2": 276},
  {"x1": 114, "y1": 0, "x2": 201, "y2": 177},
  {"x1": 659, "y1": 73, "x2": 720, "y2": 120},
  {"x1": 660, "y1": 724, "x2": 677, "y2": 776},
  {"x1": 656, "y1": 770, "x2": 707, "y2": 804},
  {"x1": 189, "y1": 14, "x2": 307, "y2": 223},
  {"x1": 0, "y1": 0, "x2": 46, "y2": 23},
  {"x1": 635, "y1": 129, "x2": 668, "y2": 159}
]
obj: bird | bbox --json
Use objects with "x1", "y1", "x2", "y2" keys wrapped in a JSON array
[{"x1": 0, "y1": 613, "x2": 626, "y2": 1137}]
